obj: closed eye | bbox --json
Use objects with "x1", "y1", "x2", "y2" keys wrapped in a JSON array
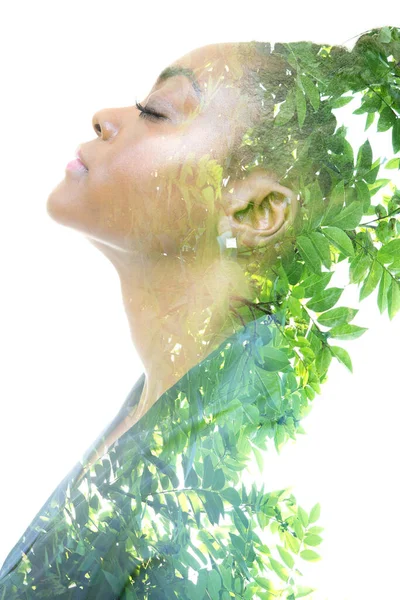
[{"x1": 135, "y1": 101, "x2": 167, "y2": 122}]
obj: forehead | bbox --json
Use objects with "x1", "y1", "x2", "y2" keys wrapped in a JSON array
[
  {"x1": 159, "y1": 43, "x2": 256, "y2": 122},
  {"x1": 172, "y1": 43, "x2": 247, "y2": 87}
]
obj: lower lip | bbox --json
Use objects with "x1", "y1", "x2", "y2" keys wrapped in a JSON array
[{"x1": 66, "y1": 158, "x2": 88, "y2": 172}]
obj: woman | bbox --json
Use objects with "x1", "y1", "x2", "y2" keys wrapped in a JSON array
[{"x1": 1, "y1": 29, "x2": 399, "y2": 599}]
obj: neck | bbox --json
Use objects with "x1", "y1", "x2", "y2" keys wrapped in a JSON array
[{"x1": 89, "y1": 239, "x2": 255, "y2": 420}]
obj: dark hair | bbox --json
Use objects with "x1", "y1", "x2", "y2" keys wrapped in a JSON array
[{"x1": 226, "y1": 27, "x2": 400, "y2": 191}]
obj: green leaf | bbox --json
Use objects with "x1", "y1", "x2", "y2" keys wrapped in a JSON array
[
  {"x1": 212, "y1": 468, "x2": 225, "y2": 491},
  {"x1": 141, "y1": 465, "x2": 156, "y2": 499},
  {"x1": 377, "y1": 106, "x2": 397, "y2": 132},
  {"x1": 388, "y1": 279, "x2": 400, "y2": 320},
  {"x1": 323, "y1": 180, "x2": 344, "y2": 223},
  {"x1": 296, "y1": 586, "x2": 317, "y2": 598},
  {"x1": 309, "y1": 232, "x2": 331, "y2": 268},
  {"x1": 328, "y1": 324, "x2": 368, "y2": 340},
  {"x1": 300, "y1": 549, "x2": 321, "y2": 562},
  {"x1": 331, "y1": 345, "x2": 353, "y2": 372},
  {"x1": 229, "y1": 532, "x2": 245, "y2": 555},
  {"x1": 221, "y1": 488, "x2": 242, "y2": 506},
  {"x1": 350, "y1": 253, "x2": 372, "y2": 284},
  {"x1": 274, "y1": 424, "x2": 286, "y2": 454},
  {"x1": 317, "y1": 307, "x2": 358, "y2": 328},
  {"x1": 328, "y1": 202, "x2": 363, "y2": 230},
  {"x1": 296, "y1": 235, "x2": 321, "y2": 273},
  {"x1": 315, "y1": 346, "x2": 332, "y2": 376},
  {"x1": 385, "y1": 158, "x2": 400, "y2": 169},
  {"x1": 307, "y1": 288, "x2": 343, "y2": 312},
  {"x1": 306, "y1": 181, "x2": 325, "y2": 229},
  {"x1": 104, "y1": 571, "x2": 121, "y2": 595},
  {"x1": 203, "y1": 491, "x2": 223, "y2": 525},
  {"x1": 298, "y1": 506, "x2": 309, "y2": 527},
  {"x1": 359, "y1": 260, "x2": 383, "y2": 301},
  {"x1": 202, "y1": 454, "x2": 215, "y2": 489},
  {"x1": 378, "y1": 26, "x2": 392, "y2": 43},
  {"x1": 393, "y1": 119, "x2": 400, "y2": 154},
  {"x1": 309, "y1": 502, "x2": 321, "y2": 524},
  {"x1": 377, "y1": 269, "x2": 391, "y2": 314},
  {"x1": 293, "y1": 519, "x2": 304, "y2": 540},
  {"x1": 275, "y1": 89, "x2": 296, "y2": 125},
  {"x1": 369, "y1": 178, "x2": 391, "y2": 195},
  {"x1": 322, "y1": 226, "x2": 355, "y2": 257},
  {"x1": 269, "y1": 557, "x2": 290, "y2": 582},
  {"x1": 304, "y1": 534, "x2": 323, "y2": 546},
  {"x1": 378, "y1": 239, "x2": 400, "y2": 263},
  {"x1": 296, "y1": 84, "x2": 307, "y2": 128},
  {"x1": 301, "y1": 74, "x2": 320, "y2": 111},
  {"x1": 355, "y1": 180, "x2": 371, "y2": 211},
  {"x1": 207, "y1": 569, "x2": 222, "y2": 600},
  {"x1": 259, "y1": 346, "x2": 290, "y2": 371},
  {"x1": 330, "y1": 96, "x2": 353, "y2": 108},
  {"x1": 365, "y1": 111, "x2": 375, "y2": 131},
  {"x1": 277, "y1": 545, "x2": 295, "y2": 569},
  {"x1": 356, "y1": 139, "x2": 373, "y2": 175},
  {"x1": 302, "y1": 271, "x2": 333, "y2": 298}
]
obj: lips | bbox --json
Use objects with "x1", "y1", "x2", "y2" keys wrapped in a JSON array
[{"x1": 75, "y1": 146, "x2": 88, "y2": 170}]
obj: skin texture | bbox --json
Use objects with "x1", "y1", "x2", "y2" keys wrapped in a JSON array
[{"x1": 47, "y1": 42, "x2": 297, "y2": 455}]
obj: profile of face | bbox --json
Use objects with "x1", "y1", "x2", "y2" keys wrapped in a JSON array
[
  {"x1": 46, "y1": 42, "x2": 296, "y2": 262},
  {"x1": 46, "y1": 42, "x2": 298, "y2": 420}
]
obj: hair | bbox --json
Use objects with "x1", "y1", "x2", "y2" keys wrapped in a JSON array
[
  {"x1": 219, "y1": 26, "x2": 400, "y2": 322},
  {"x1": 226, "y1": 28, "x2": 399, "y2": 188}
]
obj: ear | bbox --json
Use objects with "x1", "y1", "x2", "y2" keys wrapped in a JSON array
[{"x1": 217, "y1": 169, "x2": 298, "y2": 249}]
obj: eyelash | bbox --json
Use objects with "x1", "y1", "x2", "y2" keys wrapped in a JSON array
[{"x1": 135, "y1": 101, "x2": 166, "y2": 122}]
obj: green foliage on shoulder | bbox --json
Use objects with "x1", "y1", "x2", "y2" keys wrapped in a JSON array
[
  {"x1": 236, "y1": 25, "x2": 400, "y2": 395},
  {"x1": 1, "y1": 316, "x2": 324, "y2": 599}
]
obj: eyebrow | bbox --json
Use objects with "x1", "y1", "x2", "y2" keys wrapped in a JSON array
[{"x1": 155, "y1": 66, "x2": 203, "y2": 99}]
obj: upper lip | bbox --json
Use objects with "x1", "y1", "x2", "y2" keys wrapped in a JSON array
[{"x1": 75, "y1": 146, "x2": 88, "y2": 169}]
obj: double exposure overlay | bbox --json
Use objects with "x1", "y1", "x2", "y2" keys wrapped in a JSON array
[{"x1": 1, "y1": 26, "x2": 400, "y2": 599}]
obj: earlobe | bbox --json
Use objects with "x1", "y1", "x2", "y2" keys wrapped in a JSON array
[{"x1": 218, "y1": 169, "x2": 297, "y2": 249}]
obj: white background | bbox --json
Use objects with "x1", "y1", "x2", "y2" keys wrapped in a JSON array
[{"x1": 0, "y1": 1, "x2": 400, "y2": 598}]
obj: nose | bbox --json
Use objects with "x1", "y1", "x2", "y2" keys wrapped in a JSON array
[{"x1": 92, "y1": 109, "x2": 120, "y2": 140}]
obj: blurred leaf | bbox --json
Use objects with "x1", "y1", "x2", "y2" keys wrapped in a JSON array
[
  {"x1": 331, "y1": 345, "x2": 353, "y2": 372},
  {"x1": 309, "y1": 502, "x2": 321, "y2": 523},
  {"x1": 322, "y1": 180, "x2": 345, "y2": 223},
  {"x1": 393, "y1": 119, "x2": 400, "y2": 154},
  {"x1": 269, "y1": 557, "x2": 290, "y2": 582},
  {"x1": 356, "y1": 139, "x2": 373, "y2": 175},
  {"x1": 277, "y1": 545, "x2": 295, "y2": 569},
  {"x1": 350, "y1": 253, "x2": 372, "y2": 284},
  {"x1": 301, "y1": 74, "x2": 320, "y2": 111},
  {"x1": 297, "y1": 235, "x2": 321, "y2": 273},
  {"x1": 300, "y1": 549, "x2": 321, "y2": 562},
  {"x1": 307, "y1": 288, "x2": 343, "y2": 312},
  {"x1": 309, "y1": 232, "x2": 332, "y2": 268},
  {"x1": 360, "y1": 260, "x2": 383, "y2": 300},
  {"x1": 258, "y1": 347, "x2": 290, "y2": 372},
  {"x1": 388, "y1": 279, "x2": 400, "y2": 319},
  {"x1": 296, "y1": 84, "x2": 307, "y2": 128},
  {"x1": 304, "y1": 534, "x2": 323, "y2": 546},
  {"x1": 328, "y1": 324, "x2": 368, "y2": 340},
  {"x1": 378, "y1": 269, "x2": 392, "y2": 314},
  {"x1": 317, "y1": 307, "x2": 358, "y2": 328},
  {"x1": 330, "y1": 96, "x2": 353, "y2": 108},
  {"x1": 327, "y1": 202, "x2": 363, "y2": 230},
  {"x1": 377, "y1": 106, "x2": 397, "y2": 132},
  {"x1": 322, "y1": 226, "x2": 355, "y2": 256},
  {"x1": 385, "y1": 158, "x2": 400, "y2": 169}
]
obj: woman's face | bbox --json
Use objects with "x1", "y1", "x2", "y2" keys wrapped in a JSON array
[{"x1": 47, "y1": 43, "x2": 255, "y2": 258}]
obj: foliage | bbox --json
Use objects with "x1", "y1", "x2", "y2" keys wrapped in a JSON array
[
  {"x1": 1, "y1": 316, "x2": 323, "y2": 599},
  {"x1": 233, "y1": 25, "x2": 400, "y2": 390}
]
